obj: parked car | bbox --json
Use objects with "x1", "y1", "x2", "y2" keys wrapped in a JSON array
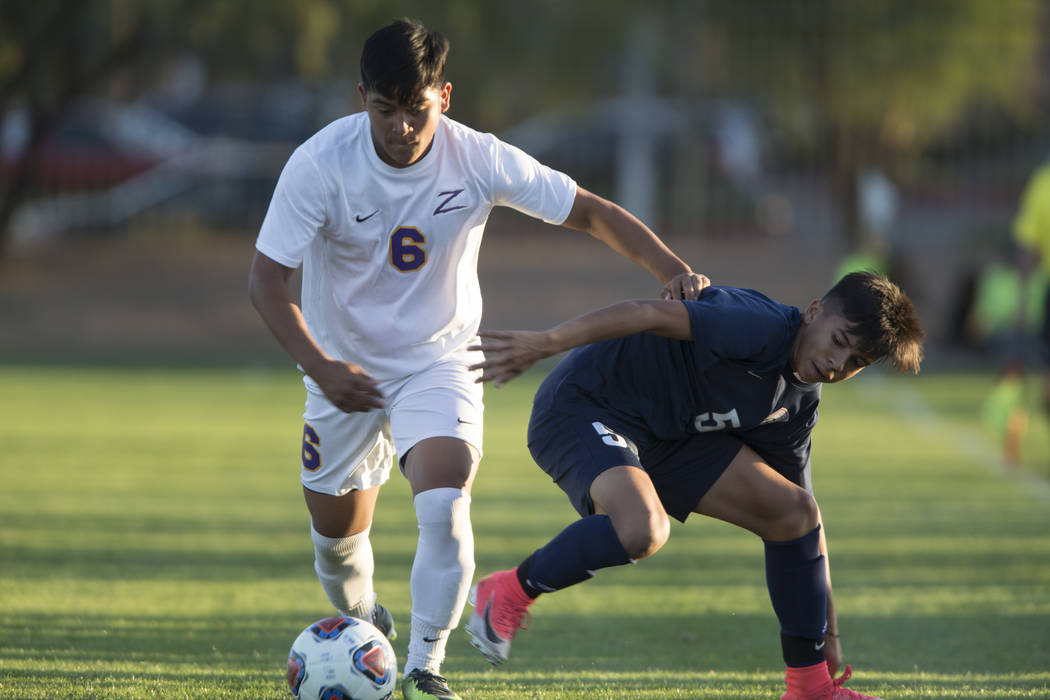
[{"x1": 1, "y1": 99, "x2": 199, "y2": 192}]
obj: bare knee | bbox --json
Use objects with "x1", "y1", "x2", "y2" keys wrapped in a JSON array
[
  {"x1": 590, "y1": 464, "x2": 669, "y2": 559},
  {"x1": 613, "y1": 508, "x2": 670, "y2": 560},
  {"x1": 766, "y1": 487, "x2": 819, "y2": 541},
  {"x1": 403, "y1": 437, "x2": 480, "y2": 495},
  {"x1": 304, "y1": 485, "x2": 379, "y2": 538}
]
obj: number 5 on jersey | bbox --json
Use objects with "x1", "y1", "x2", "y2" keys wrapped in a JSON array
[
  {"x1": 390, "y1": 227, "x2": 427, "y2": 272},
  {"x1": 592, "y1": 421, "x2": 638, "y2": 455}
]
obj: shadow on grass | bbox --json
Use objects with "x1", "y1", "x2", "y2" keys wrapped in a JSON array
[
  {"x1": 4, "y1": 608, "x2": 1045, "y2": 700},
  {"x1": 1, "y1": 514, "x2": 417, "y2": 583}
]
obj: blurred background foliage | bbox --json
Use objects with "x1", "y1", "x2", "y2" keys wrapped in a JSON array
[
  {"x1": 1, "y1": 0, "x2": 1046, "y2": 245},
  {"x1": 2, "y1": 1, "x2": 1049, "y2": 360}
]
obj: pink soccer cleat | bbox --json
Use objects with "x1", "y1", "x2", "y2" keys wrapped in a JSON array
[
  {"x1": 464, "y1": 569, "x2": 533, "y2": 665},
  {"x1": 782, "y1": 664, "x2": 883, "y2": 700}
]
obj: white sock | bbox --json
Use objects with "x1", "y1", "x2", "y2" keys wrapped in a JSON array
[
  {"x1": 404, "y1": 616, "x2": 451, "y2": 676},
  {"x1": 404, "y1": 488, "x2": 474, "y2": 674},
  {"x1": 310, "y1": 525, "x2": 375, "y2": 620}
]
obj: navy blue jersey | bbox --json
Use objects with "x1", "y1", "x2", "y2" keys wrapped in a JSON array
[{"x1": 532, "y1": 286, "x2": 821, "y2": 481}]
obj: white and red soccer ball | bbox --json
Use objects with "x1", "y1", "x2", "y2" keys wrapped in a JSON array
[{"x1": 287, "y1": 616, "x2": 397, "y2": 700}]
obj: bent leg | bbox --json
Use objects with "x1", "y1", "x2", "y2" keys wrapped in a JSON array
[
  {"x1": 402, "y1": 437, "x2": 479, "y2": 675},
  {"x1": 305, "y1": 483, "x2": 380, "y2": 537},
  {"x1": 403, "y1": 437, "x2": 479, "y2": 629},
  {"x1": 693, "y1": 445, "x2": 827, "y2": 668},
  {"x1": 694, "y1": 445, "x2": 818, "y2": 540},
  {"x1": 592, "y1": 465, "x2": 671, "y2": 559},
  {"x1": 519, "y1": 465, "x2": 665, "y2": 596},
  {"x1": 465, "y1": 465, "x2": 648, "y2": 665},
  {"x1": 303, "y1": 485, "x2": 381, "y2": 619},
  {"x1": 300, "y1": 387, "x2": 397, "y2": 623}
]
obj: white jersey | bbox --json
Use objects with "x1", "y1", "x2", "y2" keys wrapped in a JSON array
[{"x1": 256, "y1": 112, "x2": 577, "y2": 382}]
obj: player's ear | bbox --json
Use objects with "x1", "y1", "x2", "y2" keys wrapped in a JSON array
[
  {"x1": 803, "y1": 299, "x2": 823, "y2": 323},
  {"x1": 357, "y1": 82, "x2": 367, "y2": 107},
  {"x1": 439, "y1": 82, "x2": 452, "y2": 112}
]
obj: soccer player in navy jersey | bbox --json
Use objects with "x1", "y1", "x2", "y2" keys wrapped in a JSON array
[{"x1": 464, "y1": 271, "x2": 924, "y2": 700}]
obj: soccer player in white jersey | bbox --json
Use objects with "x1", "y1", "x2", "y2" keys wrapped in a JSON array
[{"x1": 249, "y1": 19, "x2": 708, "y2": 700}]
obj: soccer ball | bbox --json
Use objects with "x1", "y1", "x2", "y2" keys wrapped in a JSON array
[{"x1": 287, "y1": 616, "x2": 397, "y2": 700}]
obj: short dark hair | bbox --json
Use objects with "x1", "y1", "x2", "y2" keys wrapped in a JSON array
[
  {"x1": 360, "y1": 19, "x2": 449, "y2": 104},
  {"x1": 822, "y1": 271, "x2": 924, "y2": 373}
]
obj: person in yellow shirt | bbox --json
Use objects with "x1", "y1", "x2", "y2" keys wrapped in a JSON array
[
  {"x1": 1003, "y1": 161, "x2": 1050, "y2": 461},
  {"x1": 1015, "y1": 164, "x2": 1050, "y2": 281},
  {"x1": 1013, "y1": 162, "x2": 1050, "y2": 411}
]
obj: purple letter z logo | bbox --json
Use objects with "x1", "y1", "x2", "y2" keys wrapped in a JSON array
[{"x1": 434, "y1": 188, "x2": 468, "y2": 215}]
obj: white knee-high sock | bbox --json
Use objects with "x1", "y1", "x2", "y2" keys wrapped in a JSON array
[
  {"x1": 310, "y1": 525, "x2": 376, "y2": 620},
  {"x1": 405, "y1": 488, "x2": 474, "y2": 674}
]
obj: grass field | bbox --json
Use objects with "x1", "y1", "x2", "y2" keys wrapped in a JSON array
[{"x1": 1, "y1": 366, "x2": 1048, "y2": 699}]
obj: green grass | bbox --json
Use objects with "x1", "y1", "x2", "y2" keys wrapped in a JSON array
[{"x1": 1, "y1": 366, "x2": 1048, "y2": 699}]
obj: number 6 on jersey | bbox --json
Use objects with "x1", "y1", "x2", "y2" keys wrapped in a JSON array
[{"x1": 390, "y1": 227, "x2": 427, "y2": 272}]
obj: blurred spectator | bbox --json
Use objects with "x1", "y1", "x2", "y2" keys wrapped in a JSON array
[
  {"x1": 964, "y1": 241, "x2": 1047, "y2": 464},
  {"x1": 972, "y1": 159, "x2": 1050, "y2": 465},
  {"x1": 965, "y1": 242, "x2": 1047, "y2": 355},
  {"x1": 981, "y1": 359, "x2": 1029, "y2": 465},
  {"x1": 833, "y1": 169, "x2": 918, "y2": 300},
  {"x1": 1013, "y1": 160, "x2": 1050, "y2": 411}
]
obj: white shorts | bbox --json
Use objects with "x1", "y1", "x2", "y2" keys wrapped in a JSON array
[{"x1": 299, "y1": 351, "x2": 485, "y2": 496}]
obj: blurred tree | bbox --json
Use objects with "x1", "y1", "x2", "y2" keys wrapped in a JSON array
[
  {"x1": 2, "y1": 0, "x2": 1042, "y2": 255},
  {"x1": 0, "y1": 1, "x2": 146, "y2": 257},
  {"x1": 0, "y1": 0, "x2": 643, "y2": 256},
  {"x1": 0, "y1": 0, "x2": 368, "y2": 256},
  {"x1": 692, "y1": 0, "x2": 1043, "y2": 246}
]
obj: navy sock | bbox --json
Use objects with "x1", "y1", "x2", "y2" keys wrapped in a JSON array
[
  {"x1": 764, "y1": 525, "x2": 827, "y2": 667},
  {"x1": 518, "y1": 515, "x2": 633, "y2": 596}
]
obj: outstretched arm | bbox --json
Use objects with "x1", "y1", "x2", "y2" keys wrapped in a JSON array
[
  {"x1": 470, "y1": 298, "x2": 691, "y2": 386},
  {"x1": 562, "y1": 186, "x2": 710, "y2": 300}
]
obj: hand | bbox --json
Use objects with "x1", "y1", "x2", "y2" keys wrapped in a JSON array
[
  {"x1": 822, "y1": 633, "x2": 843, "y2": 677},
  {"x1": 309, "y1": 358, "x2": 384, "y2": 413},
  {"x1": 661, "y1": 271, "x2": 710, "y2": 300},
  {"x1": 468, "y1": 330, "x2": 551, "y2": 387}
]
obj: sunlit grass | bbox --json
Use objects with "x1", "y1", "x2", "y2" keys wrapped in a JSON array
[{"x1": 1, "y1": 367, "x2": 1048, "y2": 698}]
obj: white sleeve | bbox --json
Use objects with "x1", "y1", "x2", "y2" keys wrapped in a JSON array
[
  {"x1": 255, "y1": 147, "x2": 327, "y2": 268},
  {"x1": 489, "y1": 139, "x2": 577, "y2": 225}
]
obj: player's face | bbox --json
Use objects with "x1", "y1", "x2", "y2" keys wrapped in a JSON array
[
  {"x1": 359, "y1": 82, "x2": 451, "y2": 168},
  {"x1": 790, "y1": 300, "x2": 873, "y2": 384}
]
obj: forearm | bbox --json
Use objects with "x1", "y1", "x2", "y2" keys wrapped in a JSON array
[
  {"x1": 541, "y1": 300, "x2": 689, "y2": 355},
  {"x1": 257, "y1": 300, "x2": 330, "y2": 374},
  {"x1": 566, "y1": 192, "x2": 691, "y2": 284},
  {"x1": 471, "y1": 299, "x2": 690, "y2": 387},
  {"x1": 248, "y1": 257, "x2": 331, "y2": 376}
]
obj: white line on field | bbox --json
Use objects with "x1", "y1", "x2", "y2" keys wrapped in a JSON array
[{"x1": 856, "y1": 374, "x2": 1050, "y2": 501}]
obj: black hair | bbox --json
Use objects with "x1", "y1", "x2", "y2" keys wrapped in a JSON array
[
  {"x1": 360, "y1": 19, "x2": 449, "y2": 104},
  {"x1": 822, "y1": 270, "x2": 925, "y2": 373}
]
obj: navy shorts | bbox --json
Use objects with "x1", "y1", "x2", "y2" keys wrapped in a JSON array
[{"x1": 527, "y1": 401, "x2": 744, "y2": 523}]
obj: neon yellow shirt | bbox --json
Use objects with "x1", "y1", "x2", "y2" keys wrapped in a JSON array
[
  {"x1": 1014, "y1": 163, "x2": 1050, "y2": 277},
  {"x1": 972, "y1": 261, "x2": 1046, "y2": 338}
]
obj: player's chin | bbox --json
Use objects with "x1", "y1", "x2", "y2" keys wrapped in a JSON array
[
  {"x1": 386, "y1": 143, "x2": 422, "y2": 165},
  {"x1": 797, "y1": 361, "x2": 823, "y2": 384}
]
